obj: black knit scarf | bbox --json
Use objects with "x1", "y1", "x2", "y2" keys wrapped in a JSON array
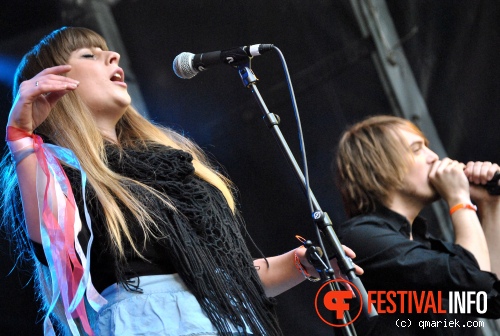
[{"x1": 104, "y1": 143, "x2": 283, "y2": 335}]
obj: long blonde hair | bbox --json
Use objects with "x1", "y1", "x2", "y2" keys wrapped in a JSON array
[
  {"x1": 335, "y1": 115, "x2": 428, "y2": 218},
  {"x1": 12, "y1": 26, "x2": 236, "y2": 259}
]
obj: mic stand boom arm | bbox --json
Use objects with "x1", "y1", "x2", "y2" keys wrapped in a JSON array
[{"x1": 235, "y1": 63, "x2": 377, "y2": 323}]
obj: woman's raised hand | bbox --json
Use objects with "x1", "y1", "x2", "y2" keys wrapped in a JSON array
[{"x1": 7, "y1": 65, "x2": 79, "y2": 133}]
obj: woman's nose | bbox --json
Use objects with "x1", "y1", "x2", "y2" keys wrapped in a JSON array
[{"x1": 106, "y1": 51, "x2": 121, "y2": 65}]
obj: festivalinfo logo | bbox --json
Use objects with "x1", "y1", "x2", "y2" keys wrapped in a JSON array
[
  {"x1": 315, "y1": 280, "x2": 488, "y2": 327},
  {"x1": 366, "y1": 290, "x2": 487, "y2": 315}
]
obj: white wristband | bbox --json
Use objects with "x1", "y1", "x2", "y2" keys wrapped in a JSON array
[
  {"x1": 7, "y1": 137, "x2": 34, "y2": 152},
  {"x1": 7, "y1": 137, "x2": 35, "y2": 166}
]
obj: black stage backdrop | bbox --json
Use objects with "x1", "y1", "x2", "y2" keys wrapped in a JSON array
[{"x1": 1, "y1": 1, "x2": 499, "y2": 335}]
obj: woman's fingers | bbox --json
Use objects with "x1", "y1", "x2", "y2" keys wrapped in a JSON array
[
  {"x1": 341, "y1": 245, "x2": 363, "y2": 275},
  {"x1": 28, "y1": 66, "x2": 79, "y2": 99},
  {"x1": 342, "y1": 244, "x2": 356, "y2": 259},
  {"x1": 8, "y1": 65, "x2": 79, "y2": 131}
]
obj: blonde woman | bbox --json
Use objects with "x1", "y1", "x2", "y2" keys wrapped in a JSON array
[{"x1": 2, "y1": 27, "x2": 360, "y2": 336}]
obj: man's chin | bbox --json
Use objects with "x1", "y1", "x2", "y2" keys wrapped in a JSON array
[
  {"x1": 431, "y1": 194, "x2": 441, "y2": 203},
  {"x1": 428, "y1": 191, "x2": 441, "y2": 204}
]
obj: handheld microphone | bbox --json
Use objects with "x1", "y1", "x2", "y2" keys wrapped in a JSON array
[
  {"x1": 485, "y1": 171, "x2": 500, "y2": 195},
  {"x1": 172, "y1": 44, "x2": 274, "y2": 79}
]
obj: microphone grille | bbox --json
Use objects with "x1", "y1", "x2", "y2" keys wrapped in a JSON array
[{"x1": 173, "y1": 52, "x2": 197, "y2": 79}]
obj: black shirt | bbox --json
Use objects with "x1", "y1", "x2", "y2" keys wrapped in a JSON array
[
  {"x1": 30, "y1": 138, "x2": 282, "y2": 335},
  {"x1": 336, "y1": 206, "x2": 500, "y2": 335}
]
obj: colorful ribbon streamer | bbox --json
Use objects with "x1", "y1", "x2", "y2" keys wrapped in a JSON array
[{"x1": 7, "y1": 126, "x2": 106, "y2": 335}]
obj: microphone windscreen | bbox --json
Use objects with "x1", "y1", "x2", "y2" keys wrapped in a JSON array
[{"x1": 173, "y1": 52, "x2": 197, "y2": 79}]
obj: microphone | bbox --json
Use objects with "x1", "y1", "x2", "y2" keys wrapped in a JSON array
[
  {"x1": 485, "y1": 171, "x2": 500, "y2": 195},
  {"x1": 173, "y1": 44, "x2": 274, "y2": 79}
]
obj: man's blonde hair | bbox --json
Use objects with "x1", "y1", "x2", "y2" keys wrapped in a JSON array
[{"x1": 336, "y1": 115, "x2": 428, "y2": 218}]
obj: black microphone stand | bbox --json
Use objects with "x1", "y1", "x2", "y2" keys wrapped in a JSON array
[
  {"x1": 302, "y1": 239, "x2": 357, "y2": 334},
  {"x1": 234, "y1": 60, "x2": 377, "y2": 335}
]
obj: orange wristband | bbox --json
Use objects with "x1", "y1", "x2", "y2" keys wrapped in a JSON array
[
  {"x1": 294, "y1": 249, "x2": 320, "y2": 282},
  {"x1": 449, "y1": 203, "x2": 477, "y2": 215}
]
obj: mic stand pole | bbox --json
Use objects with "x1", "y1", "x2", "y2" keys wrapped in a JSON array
[
  {"x1": 235, "y1": 63, "x2": 377, "y2": 332},
  {"x1": 304, "y1": 241, "x2": 356, "y2": 334}
]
